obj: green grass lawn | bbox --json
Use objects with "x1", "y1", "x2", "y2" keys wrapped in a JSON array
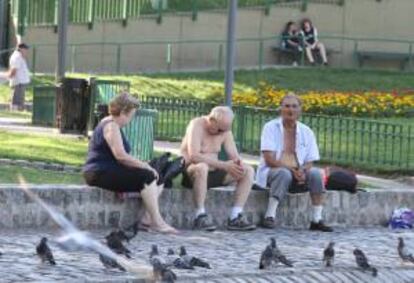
[
  {"x1": 0, "y1": 110, "x2": 32, "y2": 119},
  {"x1": 0, "y1": 130, "x2": 88, "y2": 166},
  {"x1": 0, "y1": 164, "x2": 83, "y2": 184},
  {"x1": 1, "y1": 68, "x2": 414, "y2": 103}
]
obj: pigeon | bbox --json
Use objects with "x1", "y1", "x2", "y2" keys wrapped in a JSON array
[
  {"x1": 99, "y1": 253, "x2": 126, "y2": 271},
  {"x1": 167, "y1": 248, "x2": 194, "y2": 270},
  {"x1": 179, "y1": 246, "x2": 211, "y2": 269},
  {"x1": 152, "y1": 257, "x2": 177, "y2": 283},
  {"x1": 398, "y1": 237, "x2": 414, "y2": 263},
  {"x1": 105, "y1": 231, "x2": 132, "y2": 258},
  {"x1": 353, "y1": 249, "x2": 377, "y2": 277},
  {"x1": 270, "y1": 238, "x2": 293, "y2": 267},
  {"x1": 323, "y1": 242, "x2": 335, "y2": 267},
  {"x1": 259, "y1": 244, "x2": 273, "y2": 269},
  {"x1": 36, "y1": 237, "x2": 56, "y2": 265},
  {"x1": 117, "y1": 221, "x2": 139, "y2": 243}
]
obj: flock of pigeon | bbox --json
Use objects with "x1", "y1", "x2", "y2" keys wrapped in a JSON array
[
  {"x1": 259, "y1": 236, "x2": 414, "y2": 278},
  {"x1": 1, "y1": 225, "x2": 413, "y2": 282}
]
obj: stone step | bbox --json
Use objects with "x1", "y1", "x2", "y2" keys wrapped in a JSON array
[{"x1": 0, "y1": 185, "x2": 412, "y2": 229}]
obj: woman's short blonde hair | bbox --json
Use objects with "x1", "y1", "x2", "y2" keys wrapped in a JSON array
[{"x1": 108, "y1": 92, "x2": 140, "y2": 116}]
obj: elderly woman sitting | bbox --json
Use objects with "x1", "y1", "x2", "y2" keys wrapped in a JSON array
[{"x1": 83, "y1": 93, "x2": 177, "y2": 234}]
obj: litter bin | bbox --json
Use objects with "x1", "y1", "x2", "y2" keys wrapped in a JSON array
[
  {"x1": 56, "y1": 78, "x2": 90, "y2": 134},
  {"x1": 122, "y1": 109, "x2": 157, "y2": 161},
  {"x1": 32, "y1": 86, "x2": 57, "y2": 126}
]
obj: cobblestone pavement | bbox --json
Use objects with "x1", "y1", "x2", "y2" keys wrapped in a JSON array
[{"x1": 1, "y1": 227, "x2": 414, "y2": 282}]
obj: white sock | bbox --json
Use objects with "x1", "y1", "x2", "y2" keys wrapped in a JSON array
[
  {"x1": 195, "y1": 207, "x2": 206, "y2": 218},
  {"x1": 230, "y1": 206, "x2": 243, "y2": 220},
  {"x1": 312, "y1": 205, "x2": 323, "y2": 223},
  {"x1": 265, "y1": 197, "x2": 279, "y2": 219}
]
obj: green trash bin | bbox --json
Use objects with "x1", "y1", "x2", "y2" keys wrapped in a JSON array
[
  {"x1": 122, "y1": 109, "x2": 157, "y2": 161},
  {"x1": 32, "y1": 86, "x2": 57, "y2": 126}
]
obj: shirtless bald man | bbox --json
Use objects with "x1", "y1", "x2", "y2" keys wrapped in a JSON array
[{"x1": 180, "y1": 106, "x2": 256, "y2": 231}]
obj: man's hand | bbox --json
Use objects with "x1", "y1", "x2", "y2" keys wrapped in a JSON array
[
  {"x1": 292, "y1": 168, "x2": 306, "y2": 185},
  {"x1": 223, "y1": 160, "x2": 245, "y2": 180}
]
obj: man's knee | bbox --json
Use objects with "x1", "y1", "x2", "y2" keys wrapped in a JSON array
[
  {"x1": 269, "y1": 167, "x2": 293, "y2": 183},
  {"x1": 307, "y1": 168, "x2": 325, "y2": 194},
  {"x1": 191, "y1": 163, "x2": 209, "y2": 180},
  {"x1": 242, "y1": 165, "x2": 255, "y2": 181}
]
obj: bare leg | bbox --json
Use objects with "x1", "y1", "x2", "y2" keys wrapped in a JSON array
[
  {"x1": 187, "y1": 163, "x2": 209, "y2": 211},
  {"x1": 140, "y1": 181, "x2": 177, "y2": 233},
  {"x1": 317, "y1": 42, "x2": 328, "y2": 63},
  {"x1": 232, "y1": 165, "x2": 254, "y2": 207},
  {"x1": 305, "y1": 47, "x2": 315, "y2": 63},
  {"x1": 141, "y1": 184, "x2": 164, "y2": 226}
]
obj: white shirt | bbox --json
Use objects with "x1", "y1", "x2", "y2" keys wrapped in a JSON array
[
  {"x1": 255, "y1": 118, "x2": 320, "y2": 188},
  {"x1": 9, "y1": 50, "x2": 31, "y2": 87}
]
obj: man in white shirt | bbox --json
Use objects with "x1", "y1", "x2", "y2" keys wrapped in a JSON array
[
  {"x1": 7, "y1": 43, "x2": 31, "y2": 111},
  {"x1": 256, "y1": 93, "x2": 332, "y2": 232}
]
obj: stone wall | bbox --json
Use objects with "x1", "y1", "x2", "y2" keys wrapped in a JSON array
[
  {"x1": 0, "y1": 184, "x2": 412, "y2": 229},
  {"x1": 16, "y1": 0, "x2": 414, "y2": 73}
]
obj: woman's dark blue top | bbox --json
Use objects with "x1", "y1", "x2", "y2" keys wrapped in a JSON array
[{"x1": 83, "y1": 119, "x2": 131, "y2": 172}]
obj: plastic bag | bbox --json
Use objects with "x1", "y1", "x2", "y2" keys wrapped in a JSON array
[{"x1": 389, "y1": 208, "x2": 414, "y2": 229}]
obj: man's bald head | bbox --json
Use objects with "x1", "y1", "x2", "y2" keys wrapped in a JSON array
[{"x1": 209, "y1": 106, "x2": 234, "y2": 122}]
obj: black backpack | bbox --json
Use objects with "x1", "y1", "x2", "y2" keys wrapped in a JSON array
[{"x1": 325, "y1": 167, "x2": 358, "y2": 194}]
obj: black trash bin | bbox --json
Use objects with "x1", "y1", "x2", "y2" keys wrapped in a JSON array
[{"x1": 56, "y1": 78, "x2": 90, "y2": 134}]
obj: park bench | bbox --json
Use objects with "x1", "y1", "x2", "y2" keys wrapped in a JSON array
[
  {"x1": 271, "y1": 45, "x2": 335, "y2": 65},
  {"x1": 354, "y1": 50, "x2": 411, "y2": 70}
]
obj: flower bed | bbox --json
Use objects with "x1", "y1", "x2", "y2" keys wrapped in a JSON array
[{"x1": 228, "y1": 83, "x2": 414, "y2": 117}]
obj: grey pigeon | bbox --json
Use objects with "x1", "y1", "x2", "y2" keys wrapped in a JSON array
[
  {"x1": 259, "y1": 244, "x2": 273, "y2": 269},
  {"x1": 36, "y1": 237, "x2": 56, "y2": 265},
  {"x1": 353, "y1": 249, "x2": 377, "y2": 277},
  {"x1": 398, "y1": 237, "x2": 414, "y2": 263},
  {"x1": 99, "y1": 253, "x2": 126, "y2": 271},
  {"x1": 167, "y1": 248, "x2": 194, "y2": 270},
  {"x1": 270, "y1": 238, "x2": 293, "y2": 267},
  {"x1": 179, "y1": 246, "x2": 211, "y2": 269},
  {"x1": 323, "y1": 242, "x2": 335, "y2": 267},
  {"x1": 105, "y1": 231, "x2": 132, "y2": 258},
  {"x1": 152, "y1": 257, "x2": 177, "y2": 283},
  {"x1": 118, "y1": 221, "x2": 139, "y2": 243}
]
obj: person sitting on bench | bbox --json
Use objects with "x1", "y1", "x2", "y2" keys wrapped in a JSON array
[
  {"x1": 281, "y1": 21, "x2": 303, "y2": 66},
  {"x1": 83, "y1": 93, "x2": 177, "y2": 234},
  {"x1": 300, "y1": 18, "x2": 328, "y2": 66},
  {"x1": 180, "y1": 106, "x2": 256, "y2": 232}
]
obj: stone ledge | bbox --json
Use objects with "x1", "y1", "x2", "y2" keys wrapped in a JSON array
[{"x1": 0, "y1": 185, "x2": 412, "y2": 229}]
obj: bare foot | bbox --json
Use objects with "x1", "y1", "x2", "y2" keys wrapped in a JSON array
[{"x1": 151, "y1": 223, "x2": 179, "y2": 234}]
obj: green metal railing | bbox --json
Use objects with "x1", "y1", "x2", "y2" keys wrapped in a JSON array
[
  {"x1": 10, "y1": 0, "x2": 344, "y2": 33},
  {"x1": 23, "y1": 34, "x2": 414, "y2": 74},
  {"x1": 140, "y1": 96, "x2": 414, "y2": 171}
]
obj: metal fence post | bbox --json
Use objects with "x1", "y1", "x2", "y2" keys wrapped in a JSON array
[
  {"x1": 258, "y1": 39, "x2": 264, "y2": 70},
  {"x1": 71, "y1": 45, "x2": 76, "y2": 73},
  {"x1": 301, "y1": 0, "x2": 308, "y2": 12},
  {"x1": 156, "y1": 0, "x2": 163, "y2": 24},
  {"x1": 88, "y1": 0, "x2": 95, "y2": 30},
  {"x1": 31, "y1": 46, "x2": 36, "y2": 74},
  {"x1": 218, "y1": 43, "x2": 223, "y2": 71},
  {"x1": 87, "y1": 76, "x2": 97, "y2": 133},
  {"x1": 264, "y1": 0, "x2": 270, "y2": 15},
  {"x1": 166, "y1": 43, "x2": 172, "y2": 72},
  {"x1": 122, "y1": 0, "x2": 128, "y2": 26},
  {"x1": 116, "y1": 44, "x2": 122, "y2": 73},
  {"x1": 235, "y1": 106, "x2": 246, "y2": 152},
  {"x1": 192, "y1": 0, "x2": 198, "y2": 21}
]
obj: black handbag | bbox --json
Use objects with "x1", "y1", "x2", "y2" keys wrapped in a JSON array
[{"x1": 325, "y1": 167, "x2": 358, "y2": 194}]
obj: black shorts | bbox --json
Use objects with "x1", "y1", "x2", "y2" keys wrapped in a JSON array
[
  {"x1": 182, "y1": 168, "x2": 227, "y2": 189},
  {"x1": 83, "y1": 166, "x2": 156, "y2": 193}
]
